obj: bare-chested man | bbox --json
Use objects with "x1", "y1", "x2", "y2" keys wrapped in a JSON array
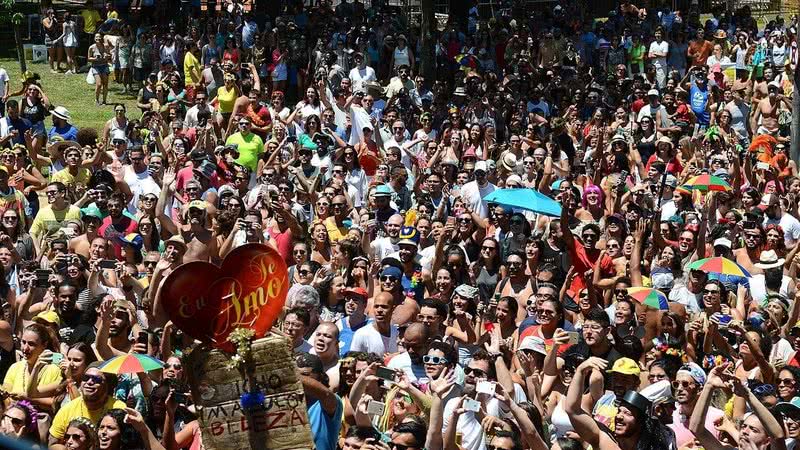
[
  {"x1": 177, "y1": 200, "x2": 217, "y2": 263},
  {"x1": 751, "y1": 66, "x2": 774, "y2": 104},
  {"x1": 751, "y1": 80, "x2": 791, "y2": 138},
  {"x1": 734, "y1": 225, "x2": 764, "y2": 275},
  {"x1": 147, "y1": 235, "x2": 187, "y2": 327},
  {"x1": 69, "y1": 207, "x2": 103, "y2": 258}
]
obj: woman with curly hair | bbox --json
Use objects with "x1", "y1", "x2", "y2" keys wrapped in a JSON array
[
  {"x1": 97, "y1": 409, "x2": 143, "y2": 450},
  {"x1": 318, "y1": 274, "x2": 346, "y2": 322},
  {"x1": 310, "y1": 222, "x2": 332, "y2": 266}
]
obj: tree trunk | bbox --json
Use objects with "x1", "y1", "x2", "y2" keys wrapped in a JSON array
[
  {"x1": 14, "y1": 18, "x2": 26, "y2": 73},
  {"x1": 419, "y1": 0, "x2": 435, "y2": 80},
  {"x1": 792, "y1": 31, "x2": 800, "y2": 165}
]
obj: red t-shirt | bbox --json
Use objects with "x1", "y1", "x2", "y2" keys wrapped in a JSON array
[
  {"x1": 645, "y1": 154, "x2": 684, "y2": 175},
  {"x1": 267, "y1": 225, "x2": 293, "y2": 266},
  {"x1": 98, "y1": 216, "x2": 139, "y2": 260},
  {"x1": 567, "y1": 235, "x2": 600, "y2": 294},
  {"x1": 631, "y1": 98, "x2": 646, "y2": 116},
  {"x1": 519, "y1": 325, "x2": 574, "y2": 356}
]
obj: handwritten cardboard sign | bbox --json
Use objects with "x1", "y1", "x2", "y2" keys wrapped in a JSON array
[
  {"x1": 161, "y1": 244, "x2": 288, "y2": 351},
  {"x1": 186, "y1": 334, "x2": 313, "y2": 450}
]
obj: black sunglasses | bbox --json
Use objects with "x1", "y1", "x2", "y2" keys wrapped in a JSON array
[
  {"x1": 464, "y1": 366, "x2": 488, "y2": 377},
  {"x1": 4, "y1": 415, "x2": 23, "y2": 427},
  {"x1": 82, "y1": 374, "x2": 105, "y2": 385}
]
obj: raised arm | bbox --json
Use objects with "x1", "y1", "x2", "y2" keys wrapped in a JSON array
[
  {"x1": 564, "y1": 357, "x2": 608, "y2": 450},
  {"x1": 689, "y1": 364, "x2": 735, "y2": 450}
]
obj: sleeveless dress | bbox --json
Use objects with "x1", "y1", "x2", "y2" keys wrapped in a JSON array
[
  {"x1": 393, "y1": 46, "x2": 410, "y2": 69},
  {"x1": 476, "y1": 265, "x2": 498, "y2": 303},
  {"x1": 63, "y1": 20, "x2": 78, "y2": 48}
]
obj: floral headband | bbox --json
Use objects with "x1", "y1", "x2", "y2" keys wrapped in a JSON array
[
  {"x1": 13, "y1": 400, "x2": 38, "y2": 429},
  {"x1": 655, "y1": 342, "x2": 689, "y2": 363},
  {"x1": 69, "y1": 416, "x2": 96, "y2": 431}
]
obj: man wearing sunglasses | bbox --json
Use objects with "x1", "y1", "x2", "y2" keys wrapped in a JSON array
[
  {"x1": 386, "y1": 322, "x2": 431, "y2": 382},
  {"x1": 442, "y1": 349, "x2": 519, "y2": 450},
  {"x1": 225, "y1": 116, "x2": 264, "y2": 174},
  {"x1": 30, "y1": 181, "x2": 81, "y2": 251},
  {"x1": 460, "y1": 161, "x2": 496, "y2": 219},
  {"x1": 670, "y1": 362, "x2": 722, "y2": 448},
  {"x1": 49, "y1": 364, "x2": 125, "y2": 446},
  {"x1": 385, "y1": 64, "x2": 415, "y2": 100}
]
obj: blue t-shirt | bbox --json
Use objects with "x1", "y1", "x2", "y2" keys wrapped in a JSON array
[
  {"x1": 2, "y1": 117, "x2": 31, "y2": 147},
  {"x1": 690, "y1": 83, "x2": 710, "y2": 125},
  {"x1": 308, "y1": 396, "x2": 343, "y2": 450},
  {"x1": 338, "y1": 317, "x2": 372, "y2": 357},
  {"x1": 49, "y1": 124, "x2": 78, "y2": 142}
]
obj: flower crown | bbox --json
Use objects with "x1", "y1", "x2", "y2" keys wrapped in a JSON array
[
  {"x1": 655, "y1": 342, "x2": 688, "y2": 363},
  {"x1": 702, "y1": 354, "x2": 732, "y2": 370},
  {"x1": 13, "y1": 400, "x2": 38, "y2": 429},
  {"x1": 69, "y1": 416, "x2": 96, "y2": 430}
]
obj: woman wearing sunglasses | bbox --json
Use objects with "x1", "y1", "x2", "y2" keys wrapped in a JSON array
[
  {"x1": 54, "y1": 342, "x2": 98, "y2": 412},
  {"x1": 63, "y1": 418, "x2": 98, "y2": 450},
  {"x1": 1, "y1": 400, "x2": 38, "y2": 442}
]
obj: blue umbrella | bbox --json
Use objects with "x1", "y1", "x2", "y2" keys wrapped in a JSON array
[{"x1": 483, "y1": 189, "x2": 562, "y2": 217}]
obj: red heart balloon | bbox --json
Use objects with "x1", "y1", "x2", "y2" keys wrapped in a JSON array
[{"x1": 161, "y1": 244, "x2": 289, "y2": 352}]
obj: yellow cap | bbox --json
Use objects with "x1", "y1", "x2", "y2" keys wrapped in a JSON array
[
  {"x1": 607, "y1": 357, "x2": 641, "y2": 376},
  {"x1": 33, "y1": 310, "x2": 61, "y2": 326},
  {"x1": 187, "y1": 200, "x2": 208, "y2": 211}
]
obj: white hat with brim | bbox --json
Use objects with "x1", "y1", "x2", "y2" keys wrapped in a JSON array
[
  {"x1": 51, "y1": 106, "x2": 71, "y2": 122},
  {"x1": 755, "y1": 249, "x2": 785, "y2": 269},
  {"x1": 518, "y1": 336, "x2": 547, "y2": 355}
]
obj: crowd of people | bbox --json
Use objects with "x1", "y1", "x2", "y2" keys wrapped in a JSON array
[{"x1": 0, "y1": 0, "x2": 799, "y2": 449}]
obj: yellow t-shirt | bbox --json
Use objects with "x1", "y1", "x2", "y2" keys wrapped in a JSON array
[
  {"x1": 184, "y1": 51, "x2": 202, "y2": 85},
  {"x1": 324, "y1": 216, "x2": 348, "y2": 243},
  {"x1": 29, "y1": 205, "x2": 82, "y2": 241},
  {"x1": 80, "y1": 9, "x2": 101, "y2": 34},
  {"x1": 217, "y1": 85, "x2": 237, "y2": 114},
  {"x1": 51, "y1": 167, "x2": 91, "y2": 190},
  {"x1": 3, "y1": 360, "x2": 63, "y2": 395},
  {"x1": 50, "y1": 396, "x2": 127, "y2": 440}
]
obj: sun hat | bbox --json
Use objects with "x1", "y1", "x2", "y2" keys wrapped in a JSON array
[
  {"x1": 754, "y1": 250, "x2": 785, "y2": 270},
  {"x1": 51, "y1": 106, "x2": 72, "y2": 123}
]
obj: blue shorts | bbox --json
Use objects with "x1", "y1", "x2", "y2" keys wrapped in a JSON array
[{"x1": 93, "y1": 65, "x2": 110, "y2": 76}]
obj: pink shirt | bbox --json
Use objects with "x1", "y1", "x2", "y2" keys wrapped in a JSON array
[{"x1": 670, "y1": 405, "x2": 723, "y2": 448}]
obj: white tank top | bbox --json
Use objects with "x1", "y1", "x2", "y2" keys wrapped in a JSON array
[
  {"x1": 550, "y1": 394, "x2": 574, "y2": 440},
  {"x1": 393, "y1": 46, "x2": 410, "y2": 68}
]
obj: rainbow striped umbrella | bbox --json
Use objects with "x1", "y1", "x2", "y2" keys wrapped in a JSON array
[
  {"x1": 626, "y1": 287, "x2": 669, "y2": 310},
  {"x1": 98, "y1": 354, "x2": 164, "y2": 374},
  {"x1": 687, "y1": 257, "x2": 751, "y2": 278},
  {"x1": 684, "y1": 174, "x2": 732, "y2": 192}
]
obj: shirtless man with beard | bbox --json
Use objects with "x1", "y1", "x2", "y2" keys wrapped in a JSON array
[
  {"x1": 751, "y1": 80, "x2": 791, "y2": 138},
  {"x1": 176, "y1": 200, "x2": 217, "y2": 263},
  {"x1": 734, "y1": 224, "x2": 765, "y2": 275},
  {"x1": 751, "y1": 66, "x2": 774, "y2": 104}
]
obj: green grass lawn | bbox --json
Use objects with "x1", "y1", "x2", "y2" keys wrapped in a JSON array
[{"x1": 1, "y1": 58, "x2": 141, "y2": 131}]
